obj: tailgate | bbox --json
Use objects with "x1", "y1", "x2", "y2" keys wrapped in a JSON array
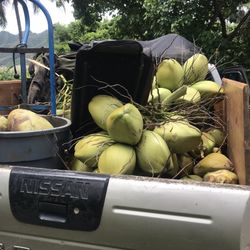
[{"x1": 1, "y1": 165, "x2": 250, "y2": 250}]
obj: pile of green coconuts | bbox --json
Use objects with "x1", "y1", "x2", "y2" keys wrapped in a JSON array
[
  {"x1": 71, "y1": 53, "x2": 238, "y2": 185},
  {"x1": 0, "y1": 52, "x2": 238, "y2": 185}
]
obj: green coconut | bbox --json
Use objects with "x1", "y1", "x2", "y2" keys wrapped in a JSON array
[
  {"x1": 74, "y1": 132, "x2": 114, "y2": 168},
  {"x1": 191, "y1": 80, "x2": 224, "y2": 98},
  {"x1": 154, "y1": 121, "x2": 202, "y2": 154},
  {"x1": 156, "y1": 59, "x2": 184, "y2": 91},
  {"x1": 201, "y1": 132, "x2": 216, "y2": 155},
  {"x1": 148, "y1": 87, "x2": 172, "y2": 103},
  {"x1": 177, "y1": 86, "x2": 201, "y2": 104},
  {"x1": 181, "y1": 175, "x2": 203, "y2": 182},
  {"x1": 178, "y1": 154, "x2": 195, "y2": 177},
  {"x1": 98, "y1": 143, "x2": 136, "y2": 175},
  {"x1": 152, "y1": 76, "x2": 157, "y2": 89},
  {"x1": 136, "y1": 130, "x2": 171, "y2": 175},
  {"x1": 93, "y1": 168, "x2": 100, "y2": 173},
  {"x1": 56, "y1": 109, "x2": 71, "y2": 120},
  {"x1": 0, "y1": 115, "x2": 8, "y2": 131},
  {"x1": 183, "y1": 53, "x2": 209, "y2": 84},
  {"x1": 165, "y1": 153, "x2": 179, "y2": 178},
  {"x1": 193, "y1": 152, "x2": 234, "y2": 177},
  {"x1": 169, "y1": 114, "x2": 189, "y2": 123},
  {"x1": 207, "y1": 128, "x2": 225, "y2": 147},
  {"x1": 203, "y1": 169, "x2": 238, "y2": 184},
  {"x1": 7, "y1": 108, "x2": 53, "y2": 131},
  {"x1": 106, "y1": 103, "x2": 143, "y2": 145},
  {"x1": 162, "y1": 86, "x2": 187, "y2": 107},
  {"x1": 70, "y1": 157, "x2": 94, "y2": 172},
  {"x1": 88, "y1": 95, "x2": 123, "y2": 130}
]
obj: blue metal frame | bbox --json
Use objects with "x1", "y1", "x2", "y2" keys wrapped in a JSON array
[
  {"x1": 0, "y1": 0, "x2": 57, "y2": 115},
  {"x1": 16, "y1": 0, "x2": 30, "y2": 105},
  {"x1": 17, "y1": 0, "x2": 30, "y2": 44}
]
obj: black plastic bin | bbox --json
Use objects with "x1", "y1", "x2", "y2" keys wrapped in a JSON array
[{"x1": 70, "y1": 40, "x2": 155, "y2": 138}]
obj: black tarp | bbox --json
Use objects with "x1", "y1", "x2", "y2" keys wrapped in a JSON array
[
  {"x1": 138, "y1": 33, "x2": 200, "y2": 64},
  {"x1": 70, "y1": 33, "x2": 200, "y2": 65}
]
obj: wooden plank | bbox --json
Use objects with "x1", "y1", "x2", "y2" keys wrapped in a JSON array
[{"x1": 223, "y1": 78, "x2": 250, "y2": 185}]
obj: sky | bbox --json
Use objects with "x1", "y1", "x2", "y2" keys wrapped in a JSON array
[{"x1": 0, "y1": 0, "x2": 75, "y2": 34}]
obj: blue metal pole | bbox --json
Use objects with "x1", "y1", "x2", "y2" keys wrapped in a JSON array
[
  {"x1": 14, "y1": 0, "x2": 23, "y2": 41},
  {"x1": 28, "y1": 0, "x2": 57, "y2": 115},
  {"x1": 18, "y1": 0, "x2": 30, "y2": 45},
  {"x1": 16, "y1": 0, "x2": 31, "y2": 103}
]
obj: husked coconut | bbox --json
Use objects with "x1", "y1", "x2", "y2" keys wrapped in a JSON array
[
  {"x1": 0, "y1": 115, "x2": 8, "y2": 131},
  {"x1": 203, "y1": 169, "x2": 238, "y2": 184},
  {"x1": 7, "y1": 108, "x2": 53, "y2": 131},
  {"x1": 193, "y1": 152, "x2": 233, "y2": 177}
]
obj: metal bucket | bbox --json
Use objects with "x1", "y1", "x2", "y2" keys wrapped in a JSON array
[{"x1": 0, "y1": 116, "x2": 72, "y2": 169}]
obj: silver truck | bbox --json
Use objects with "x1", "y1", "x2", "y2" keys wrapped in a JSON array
[
  {"x1": 1, "y1": 165, "x2": 250, "y2": 250},
  {"x1": 0, "y1": 37, "x2": 249, "y2": 250}
]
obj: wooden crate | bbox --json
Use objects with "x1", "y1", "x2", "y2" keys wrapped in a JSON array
[
  {"x1": 0, "y1": 80, "x2": 21, "y2": 115},
  {"x1": 222, "y1": 78, "x2": 250, "y2": 185}
]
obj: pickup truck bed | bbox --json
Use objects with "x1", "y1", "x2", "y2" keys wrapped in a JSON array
[
  {"x1": 1, "y1": 37, "x2": 250, "y2": 250},
  {"x1": 1, "y1": 166, "x2": 250, "y2": 250}
]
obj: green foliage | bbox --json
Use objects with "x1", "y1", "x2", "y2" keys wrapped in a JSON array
[
  {"x1": 67, "y1": 20, "x2": 86, "y2": 41},
  {"x1": 54, "y1": 23, "x2": 72, "y2": 43},
  {"x1": 53, "y1": 19, "x2": 115, "y2": 45},
  {"x1": 68, "y1": 0, "x2": 250, "y2": 76},
  {"x1": 4, "y1": 0, "x2": 244, "y2": 77},
  {"x1": 81, "y1": 19, "x2": 114, "y2": 41},
  {"x1": 0, "y1": 67, "x2": 15, "y2": 80},
  {"x1": 54, "y1": 42, "x2": 71, "y2": 54}
]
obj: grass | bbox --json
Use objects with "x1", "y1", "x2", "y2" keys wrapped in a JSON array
[
  {"x1": 0, "y1": 66, "x2": 17, "y2": 80},
  {"x1": 0, "y1": 65, "x2": 31, "y2": 81}
]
